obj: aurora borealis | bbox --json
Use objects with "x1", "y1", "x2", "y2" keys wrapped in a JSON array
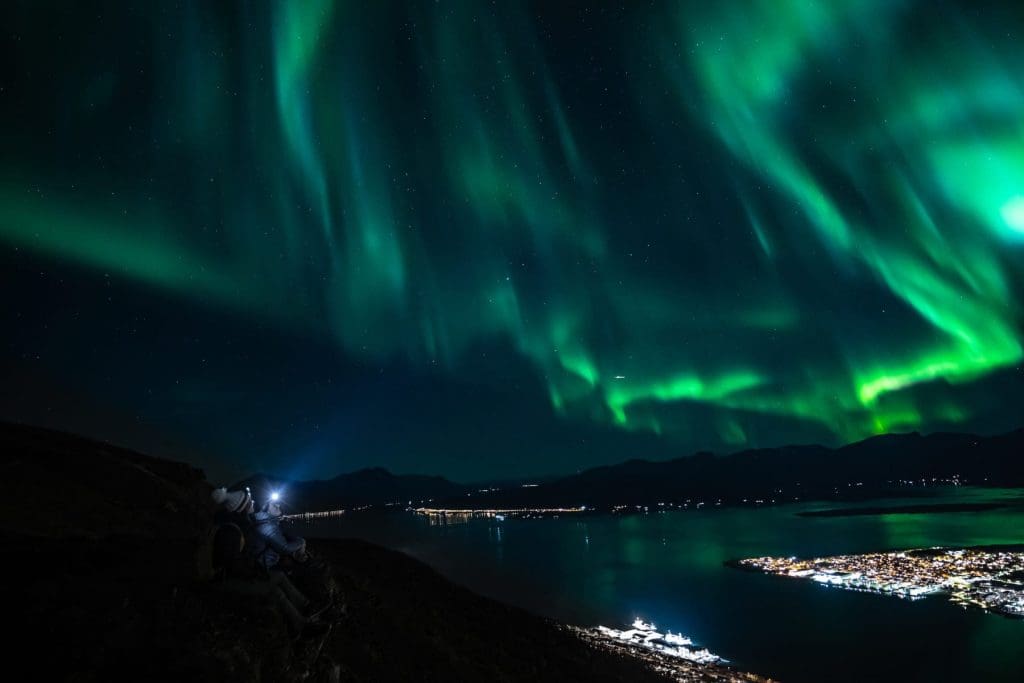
[{"x1": 2, "y1": 1, "x2": 1022, "y2": 479}]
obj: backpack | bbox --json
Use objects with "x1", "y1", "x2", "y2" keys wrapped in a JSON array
[{"x1": 210, "y1": 522, "x2": 246, "y2": 579}]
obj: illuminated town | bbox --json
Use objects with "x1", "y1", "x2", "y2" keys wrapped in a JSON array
[
  {"x1": 282, "y1": 508, "x2": 347, "y2": 521},
  {"x1": 595, "y1": 618, "x2": 723, "y2": 664},
  {"x1": 414, "y1": 506, "x2": 586, "y2": 523},
  {"x1": 570, "y1": 619, "x2": 770, "y2": 682},
  {"x1": 738, "y1": 547, "x2": 1024, "y2": 618}
]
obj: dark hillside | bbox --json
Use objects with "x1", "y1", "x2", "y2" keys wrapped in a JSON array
[{"x1": 2, "y1": 422, "x2": 762, "y2": 681}]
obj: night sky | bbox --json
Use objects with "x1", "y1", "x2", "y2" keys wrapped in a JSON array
[{"x1": 2, "y1": 1, "x2": 1023, "y2": 482}]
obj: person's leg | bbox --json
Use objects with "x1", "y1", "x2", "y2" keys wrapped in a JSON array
[
  {"x1": 269, "y1": 569, "x2": 310, "y2": 611},
  {"x1": 269, "y1": 585, "x2": 307, "y2": 633},
  {"x1": 221, "y1": 578, "x2": 307, "y2": 633}
]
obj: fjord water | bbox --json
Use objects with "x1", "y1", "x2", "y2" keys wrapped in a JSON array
[{"x1": 309, "y1": 488, "x2": 1024, "y2": 682}]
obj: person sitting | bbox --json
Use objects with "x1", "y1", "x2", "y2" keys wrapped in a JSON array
[
  {"x1": 248, "y1": 496, "x2": 309, "y2": 570},
  {"x1": 248, "y1": 494, "x2": 340, "y2": 619},
  {"x1": 209, "y1": 487, "x2": 325, "y2": 637}
]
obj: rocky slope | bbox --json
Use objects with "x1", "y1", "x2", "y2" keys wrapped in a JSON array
[{"x1": 1, "y1": 422, "x2": 765, "y2": 682}]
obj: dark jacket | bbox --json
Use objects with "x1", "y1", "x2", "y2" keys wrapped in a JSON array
[{"x1": 247, "y1": 510, "x2": 305, "y2": 570}]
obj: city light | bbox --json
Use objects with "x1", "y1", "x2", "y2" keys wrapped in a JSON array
[
  {"x1": 568, "y1": 617, "x2": 734, "y2": 680},
  {"x1": 414, "y1": 506, "x2": 587, "y2": 526},
  {"x1": 739, "y1": 548, "x2": 1024, "y2": 618}
]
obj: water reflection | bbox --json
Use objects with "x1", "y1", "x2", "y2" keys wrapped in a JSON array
[{"x1": 310, "y1": 488, "x2": 1024, "y2": 683}]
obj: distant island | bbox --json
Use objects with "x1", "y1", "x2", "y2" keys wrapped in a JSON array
[
  {"x1": 733, "y1": 546, "x2": 1024, "y2": 619},
  {"x1": 797, "y1": 502, "x2": 1008, "y2": 517}
]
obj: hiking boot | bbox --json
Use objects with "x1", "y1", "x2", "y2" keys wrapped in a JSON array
[
  {"x1": 300, "y1": 621, "x2": 331, "y2": 639},
  {"x1": 323, "y1": 602, "x2": 348, "y2": 621},
  {"x1": 304, "y1": 599, "x2": 333, "y2": 621}
]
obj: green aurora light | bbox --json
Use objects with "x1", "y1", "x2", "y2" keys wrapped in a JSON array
[{"x1": 2, "y1": 1, "x2": 1022, "y2": 457}]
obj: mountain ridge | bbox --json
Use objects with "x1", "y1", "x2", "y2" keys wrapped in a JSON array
[
  {"x1": 468, "y1": 428, "x2": 1024, "y2": 509},
  {"x1": 228, "y1": 427, "x2": 1023, "y2": 512}
]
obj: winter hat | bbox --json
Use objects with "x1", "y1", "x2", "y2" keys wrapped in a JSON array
[{"x1": 211, "y1": 487, "x2": 252, "y2": 513}]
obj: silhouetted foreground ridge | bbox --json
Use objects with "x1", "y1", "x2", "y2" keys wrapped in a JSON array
[{"x1": 1, "y1": 422, "x2": 768, "y2": 682}]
